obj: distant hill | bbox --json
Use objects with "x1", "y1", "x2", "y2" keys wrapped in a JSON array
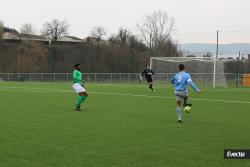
[{"x1": 180, "y1": 43, "x2": 250, "y2": 56}]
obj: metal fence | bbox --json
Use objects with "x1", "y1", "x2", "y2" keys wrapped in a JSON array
[{"x1": 0, "y1": 73, "x2": 247, "y2": 88}]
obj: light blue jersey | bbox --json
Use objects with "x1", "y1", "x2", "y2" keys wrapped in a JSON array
[{"x1": 171, "y1": 71, "x2": 199, "y2": 92}]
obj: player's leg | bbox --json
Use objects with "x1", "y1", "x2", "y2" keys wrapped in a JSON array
[
  {"x1": 149, "y1": 82, "x2": 153, "y2": 91},
  {"x1": 175, "y1": 91, "x2": 183, "y2": 123},
  {"x1": 176, "y1": 104, "x2": 182, "y2": 123},
  {"x1": 176, "y1": 100, "x2": 183, "y2": 123},
  {"x1": 183, "y1": 90, "x2": 192, "y2": 107},
  {"x1": 148, "y1": 78, "x2": 154, "y2": 91},
  {"x1": 183, "y1": 97, "x2": 192, "y2": 106},
  {"x1": 73, "y1": 83, "x2": 88, "y2": 111},
  {"x1": 76, "y1": 92, "x2": 88, "y2": 111}
]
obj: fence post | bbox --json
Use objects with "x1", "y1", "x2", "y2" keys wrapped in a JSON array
[
  {"x1": 166, "y1": 73, "x2": 169, "y2": 84},
  {"x1": 111, "y1": 73, "x2": 113, "y2": 82},
  {"x1": 119, "y1": 73, "x2": 121, "y2": 83},
  {"x1": 30, "y1": 73, "x2": 32, "y2": 81},
  {"x1": 203, "y1": 74, "x2": 206, "y2": 88},
  {"x1": 67, "y1": 73, "x2": 69, "y2": 82},
  {"x1": 95, "y1": 73, "x2": 97, "y2": 82},
  {"x1": 41, "y1": 73, "x2": 43, "y2": 82},
  {"x1": 7, "y1": 73, "x2": 10, "y2": 81},
  {"x1": 54, "y1": 73, "x2": 56, "y2": 81}
]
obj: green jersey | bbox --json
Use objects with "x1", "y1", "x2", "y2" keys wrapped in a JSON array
[{"x1": 73, "y1": 69, "x2": 83, "y2": 84}]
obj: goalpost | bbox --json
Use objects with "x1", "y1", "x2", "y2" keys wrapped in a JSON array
[{"x1": 150, "y1": 57, "x2": 227, "y2": 88}]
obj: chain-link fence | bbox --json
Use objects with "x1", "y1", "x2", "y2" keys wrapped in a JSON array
[{"x1": 0, "y1": 73, "x2": 248, "y2": 88}]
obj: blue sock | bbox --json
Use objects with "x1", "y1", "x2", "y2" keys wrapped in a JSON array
[{"x1": 176, "y1": 107, "x2": 182, "y2": 121}]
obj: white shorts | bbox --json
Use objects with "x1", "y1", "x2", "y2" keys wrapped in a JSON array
[
  {"x1": 72, "y1": 83, "x2": 86, "y2": 94},
  {"x1": 174, "y1": 90, "x2": 188, "y2": 101}
]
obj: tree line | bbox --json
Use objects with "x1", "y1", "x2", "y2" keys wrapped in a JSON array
[{"x1": 0, "y1": 10, "x2": 183, "y2": 73}]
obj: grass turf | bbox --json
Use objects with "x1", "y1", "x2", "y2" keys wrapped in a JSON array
[{"x1": 0, "y1": 82, "x2": 250, "y2": 167}]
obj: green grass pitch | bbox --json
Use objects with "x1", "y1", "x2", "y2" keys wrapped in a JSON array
[{"x1": 0, "y1": 82, "x2": 250, "y2": 167}]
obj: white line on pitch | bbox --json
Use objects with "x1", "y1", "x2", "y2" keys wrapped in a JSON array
[
  {"x1": 0, "y1": 87, "x2": 250, "y2": 104},
  {"x1": 1, "y1": 84, "x2": 250, "y2": 91}
]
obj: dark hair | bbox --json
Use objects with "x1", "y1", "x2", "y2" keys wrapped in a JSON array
[
  {"x1": 179, "y1": 64, "x2": 185, "y2": 71},
  {"x1": 75, "y1": 64, "x2": 80, "y2": 69}
]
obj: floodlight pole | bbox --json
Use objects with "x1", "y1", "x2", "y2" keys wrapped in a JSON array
[
  {"x1": 216, "y1": 30, "x2": 219, "y2": 59},
  {"x1": 236, "y1": 51, "x2": 241, "y2": 87},
  {"x1": 149, "y1": 33, "x2": 152, "y2": 57},
  {"x1": 213, "y1": 30, "x2": 219, "y2": 88},
  {"x1": 149, "y1": 57, "x2": 153, "y2": 69}
]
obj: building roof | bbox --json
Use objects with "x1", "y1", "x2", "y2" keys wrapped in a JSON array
[
  {"x1": 2, "y1": 32, "x2": 47, "y2": 41},
  {"x1": 58, "y1": 35, "x2": 83, "y2": 42},
  {"x1": 64, "y1": 35, "x2": 82, "y2": 40}
]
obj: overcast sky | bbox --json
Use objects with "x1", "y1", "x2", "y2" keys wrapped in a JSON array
[{"x1": 1, "y1": 0, "x2": 250, "y2": 43}]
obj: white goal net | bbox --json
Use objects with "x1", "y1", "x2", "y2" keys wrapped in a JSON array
[{"x1": 150, "y1": 57, "x2": 227, "y2": 88}]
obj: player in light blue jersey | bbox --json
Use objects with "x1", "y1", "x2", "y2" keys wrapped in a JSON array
[{"x1": 171, "y1": 64, "x2": 201, "y2": 123}]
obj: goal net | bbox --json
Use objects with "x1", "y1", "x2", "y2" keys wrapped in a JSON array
[{"x1": 150, "y1": 57, "x2": 227, "y2": 88}]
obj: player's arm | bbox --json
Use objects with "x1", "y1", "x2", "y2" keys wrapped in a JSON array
[
  {"x1": 187, "y1": 75, "x2": 200, "y2": 93},
  {"x1": 141, "y1": 70, "x2": 145, "y2": 77},
  {"x1": 151, "y1": 70, "x2": 155, "y2": 81},
  {"x1": 170, "y1": 75, "x2": 176, "y2": 85}
]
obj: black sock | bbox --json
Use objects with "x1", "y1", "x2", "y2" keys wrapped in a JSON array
[
  {"x1": 183, "y1": 97, "x2": 188, "y2": 106},
  {"x1": 149, "y1": 84, "x2": 153, "y2": 91}
]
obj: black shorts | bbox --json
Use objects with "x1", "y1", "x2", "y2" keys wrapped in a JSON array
[{"x1": 146, "y1": 77, "x2": 153, "y2": 83}]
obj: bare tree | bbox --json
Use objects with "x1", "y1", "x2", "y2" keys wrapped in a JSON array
[
  {"x1": 117, "y1": 27, "x2": 130, "y2": 45},
  {"x1": 137, "y1": 10, "x2": 175, "y2": 49},
  {"x1": 41, "y1": 19, "x2": 69, "y2": 72},
  {"x1": 108, "y1": 27, "x2": 131, "y2": 46},
  {"x1": 91, "y1": 26, "x2": 107, "y2": 40},
  {"x1": 41, "y1": 19, "x2": 69, "y2": 41},
  {"x1": 20, "y1": 23, "x2": 36, "y2": 34},
  {"x1": 90, "y1": 26, "x2": 107, "y2": 53}
]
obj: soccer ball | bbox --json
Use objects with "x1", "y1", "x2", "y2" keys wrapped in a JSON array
[{"x1": 184, "y1": 106, "x2": 191, "y2": 113}]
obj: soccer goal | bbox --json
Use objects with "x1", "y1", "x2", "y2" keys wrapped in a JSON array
[{"x1": 150, "y1": 57, "x2": 227, "y2": 88}]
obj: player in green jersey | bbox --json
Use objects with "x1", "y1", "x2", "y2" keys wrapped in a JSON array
[{"x1": 72, "y1": 64, "x2": 88, "y2": 111}]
